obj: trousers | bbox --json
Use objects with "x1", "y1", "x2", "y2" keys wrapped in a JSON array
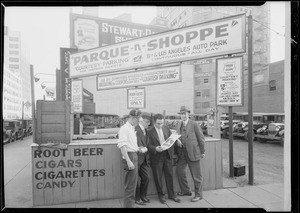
[
  {"x1": 122, "y1": 152, "x2": 138, "y2": 208},
  {"x1": 176, "y1": 147, "x2": 203, "y2": 197}
]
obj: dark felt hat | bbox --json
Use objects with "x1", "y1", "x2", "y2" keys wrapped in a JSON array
[
  {"x1": 178, "y1": 106, "x2": 191, "y2": 114},
  {"x1": 129, "y1": 109, "x2": 142, "y2": 117},
  {"x1": 141, "y1": 112, "x2": 151, "y2": 120}
]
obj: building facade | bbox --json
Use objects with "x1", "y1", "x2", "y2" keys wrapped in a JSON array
[
  {"x1": 3, "y1": 26, "x2": 32, "y2": 120},
  {"x1": 157, "y1": 4, "x2": 278, "y2": 115}
]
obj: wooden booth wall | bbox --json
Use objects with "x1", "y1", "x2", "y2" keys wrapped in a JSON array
[{"x1": 32, "y1": 139, "x2": 222, "y2": 206}]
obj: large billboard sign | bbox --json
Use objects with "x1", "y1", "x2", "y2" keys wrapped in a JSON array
[
  {"x1": 70, "y1": 13, "x2": 168, "y2": 50},
  {"x1": 96, "y1": 66, "x2": 181, "y2": 90},
  {"x1": 69, "y1": 14, "x2": 246, "y2": 79},
  {"x1": 216, "y1": 56, "x2": 243, "y2": 106}
]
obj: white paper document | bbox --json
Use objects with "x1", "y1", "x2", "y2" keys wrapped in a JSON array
[{"x1": 161, "y1": 133, "x2": 181, "y2": 150}]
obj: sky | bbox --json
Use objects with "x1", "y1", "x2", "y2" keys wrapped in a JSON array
[{"x1": 4, "y1": 3, "x2": 286, "y2": 100}]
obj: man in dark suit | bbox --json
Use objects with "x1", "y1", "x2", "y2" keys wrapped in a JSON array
[
  {"x1": 175, "y1": 106, "x2": 205, "y2": 202},
  {"x1": 148, "y1": 113, "x2": 181, "y2": 204},
  {"x1": 134, "y1": 112, "x2": 151, "y2": 205}
]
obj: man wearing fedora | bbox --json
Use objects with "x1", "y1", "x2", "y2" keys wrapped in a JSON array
[{"x1": 175, "y1": 106, "x2": 206, "y2": 202}]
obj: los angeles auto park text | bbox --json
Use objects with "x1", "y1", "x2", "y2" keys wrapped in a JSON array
[
  {"x1": 33, "y1": 148, "x2": 105, "y2": 189},
  {"x1": 73, "y1": 24, "x2": 230, "y2": 65}
]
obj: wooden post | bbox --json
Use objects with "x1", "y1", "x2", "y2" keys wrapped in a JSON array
[
  {"x1": 30, "y1": 65, "x2": 36, "y2": 144},
  {"x1": 229, "y1": 106, "x2": 234, "y2": 177},
  {"x1": 248, "y1": 15, "x2": 254, "y2": 185}
]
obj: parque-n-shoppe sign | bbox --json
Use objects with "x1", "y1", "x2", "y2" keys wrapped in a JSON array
[{"x1": 69, "y1": 14, "x2": 246, "y2": 78}]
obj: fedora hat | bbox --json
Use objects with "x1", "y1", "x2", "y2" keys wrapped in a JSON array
[
  {"x1": 178, "y1": 106, "x2": 191, "y2": 114},
  {"x1": 129, "y1": 109, "x2": 142, "y2": 117}
]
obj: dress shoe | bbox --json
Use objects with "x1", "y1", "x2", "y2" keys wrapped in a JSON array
[
  {"x1": 191, "y1": 196, "x2": 203, "y2": 202},
  {"x1": 135, "y1": 200, "x2": 146, "y2": 205},
  {"x1": 177, "y1": 191, "x2": 192, "y2": 196},
  {"x1": 141, "y1": 196, "x2": 150, "y2": 203},
  {"x1": 170, "y1": 197, "x2": 181, "y2": 203},
  {"x1": 159, "y1": 196, "x2": 167, "y2": 204}
]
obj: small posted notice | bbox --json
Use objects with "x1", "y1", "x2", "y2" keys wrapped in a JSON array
[{"x1": 217, "y1": 56, "x2": 243, "y2": 106}]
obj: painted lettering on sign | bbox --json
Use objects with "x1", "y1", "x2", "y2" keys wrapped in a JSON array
[
  {"x1": 97, "y1": 66, "x2": 181, "y2": 90},
  {"x1": 33, "y1": 147, "x2": 105, "y2": 190},
  {"x1": 217, "y1": 57, "x2": 243, "y2": 106},
  {"x1": 69, "y1": 14, "x2": 246, "y2": 78}
]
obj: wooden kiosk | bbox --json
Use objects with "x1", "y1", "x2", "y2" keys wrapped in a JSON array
[{"x1": 31, "y1": 100, "x2": 222, "y2": 206}]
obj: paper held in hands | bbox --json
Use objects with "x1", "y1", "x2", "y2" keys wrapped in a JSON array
[{"x1": 161, "y1": 133, "x2": 181, "y2": 151}]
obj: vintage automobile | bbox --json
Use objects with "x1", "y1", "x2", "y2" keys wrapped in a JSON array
[
  {"x1": 198, "y1": 121, "x2": 208, "y2": 135},
  {"x1": 231, "y1": 121, "x2": 266, "y2": 141},
  {"x1": 3, "y1": 119, "x2": 25, "y2": 143},
  {"x1": 221, "y1": 120, "x2": 241, "y2": 139},
  {"x1": 3, "y1": 127, "x2": 13, "y2": 144},
  {"x1": 255, "y1": 123, "x2": 284, "y2": 145}
]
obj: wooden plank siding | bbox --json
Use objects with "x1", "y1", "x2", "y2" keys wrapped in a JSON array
[
  {"x1": 35, "y1": 100, "x2": 71, "y2": 145},
  {"x1": 32, "y1": 139, "x2": 222, "y2": 206}
]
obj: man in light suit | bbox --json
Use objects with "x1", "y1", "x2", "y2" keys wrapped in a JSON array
[
  {"x1": 175, "y1": 106, "x2": 205, "y2": 202},
  {"x1": 134, "y1": 113, "x2": 151, "y2": 205},
  {"x1": 148, "y1": 113, "x2": 181, "y2": 204}
]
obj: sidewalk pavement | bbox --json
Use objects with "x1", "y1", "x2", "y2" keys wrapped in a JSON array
[{"x1": 3, "y1": 137, "x2": 289, "y2": 211}]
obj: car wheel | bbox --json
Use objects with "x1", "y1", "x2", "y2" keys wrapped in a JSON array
[{"x1": 280, "y1": 135, "x2": 284, "y2": 146}]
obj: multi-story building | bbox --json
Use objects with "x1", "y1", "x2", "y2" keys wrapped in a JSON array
[
  {"x1": 157, "y1": 4, "x2": 275, "y2": 115},
  {"x1": 3, "y1": 26, "x2": 32, "y2": 120}
]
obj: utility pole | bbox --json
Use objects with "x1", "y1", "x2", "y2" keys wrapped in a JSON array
[
  {"x1": 30, "y1": 65, "x2": 36, "y2": 144},
  {"x1": 248, "y1": 15, "x2": 254, "y2": 185}
]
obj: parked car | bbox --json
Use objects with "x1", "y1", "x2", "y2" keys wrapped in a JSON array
[
  {"x1": 198, "y1": 121, "x2": 208, "y2": 135},
  {"x1": 256, "y1": 123, "x2": 284, "y2": 145},
  {"x1": 3, "y1": 127, "x2": 13, "y2": 144},
  {"x1": 231, "y1": 121, "x2": 266, "y2": 141},
  {"x1": 3, "y1": 119, "x2": 24, "y2": 143}
]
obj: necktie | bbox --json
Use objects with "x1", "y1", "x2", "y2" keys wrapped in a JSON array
[
  {"x1": 158, "y1": 128, "x2": 164, "y2": 145},
  {"x1": 143, "y1": 129, "x2": 146, "y2": 135}
]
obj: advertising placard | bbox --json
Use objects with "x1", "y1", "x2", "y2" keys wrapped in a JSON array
[
  {"x1": 69, "y1": 14, "x2": 246, "y2": 78},
  {"x1": 71, "y1": 80, "x2": 83, "y2": 113},
  {"x1": 216, "y1": 56, "x2": 243, "y2": 106},
  {"x1": 127, "y1": 88, "x2": 145, "y2": 109},
  {"x1": 59, "y1": 48, "x2": 78, "y2": 101},
  {"x1": 70, "y1": 13, "x2": 168, "y2": 49},
  {"x1": 96, "y1": 65, "x2": 181, "y2": 90}
]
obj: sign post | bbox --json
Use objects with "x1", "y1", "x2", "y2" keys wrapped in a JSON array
[
  {"x1": 248, "y1": 15, "x2": 254, "y2": 185},
  {"x1": 216, "y1": 56, "x2": 244, "y2": 178}
]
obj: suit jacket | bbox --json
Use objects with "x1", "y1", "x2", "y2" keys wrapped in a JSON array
[
  {"x1": 148, "y1": 125, "x2": 173, "y2": 165},
  {"x1": 135, "y1": 125, "x2": 150, "y2": 166},
  {"x1": 176, "y1": 119, "x2": 205, "y2": 161}
]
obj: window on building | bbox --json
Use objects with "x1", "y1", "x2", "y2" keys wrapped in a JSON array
[
  {"x1": 195, "y1": 103, "x2": 201, "y2": 108},
  {"x1": 202, "y1": 102, "x2": 210, "y2": 108},
  {"x1": 9, "y1": 57, "x2": 19, "y2": 62},
  {"x1": 9, "y1": 64, "x2": 19, "y2": 69},
  {"x1": 196, "y1": 91, "x2": 201, "y2": 97},
  {"x1": 9, "y1": 43, "x2": 19, "y2": 49},
  {"x1": 195, "y1": 65, "x2": 202, "y2": 73},
  {"x1": 269, "y1": 80, "x2": 276, "y2": 91},
  {"x1": 195, "y1": 78, "x2": 201, "y2": 85},
  {"x1": 9, "y1": 50, "x2": 19, "y2": 55},
  {"x1": 204, "y1": 78, "x2": 209, "y2": 83},
  {"x1": 9, "y1": 37, "x2": 19, "y2": 42},
  {"x1": 202, "y1": 89, "x2": 210, "y2": 97}
]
